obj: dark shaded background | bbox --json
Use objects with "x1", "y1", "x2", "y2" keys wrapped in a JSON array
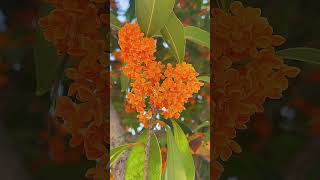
[{"x1": 219, "y1": 0, "x2": 320, "y2": 180}]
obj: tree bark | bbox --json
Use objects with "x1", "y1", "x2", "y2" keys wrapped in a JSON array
[{"x1": 110, "y1": 103, "x2": 127, "y2": 180}]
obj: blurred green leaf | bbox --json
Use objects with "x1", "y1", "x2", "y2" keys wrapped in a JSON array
[
  {"x1": 185, "y1": 26, "x2": 210, "y2": 48},
  {"x1": 172, "y1": 121, "x2": 195, "y2": 180},
  {"x1": 120, "y1": 72, "x2": 129, "y2": 92},
  {"x1": 135, "y1": 0, "x2": 175, "y2": 37},
  {"x1": 277, "y1": 47, "x2": 320, "y2": 65},
  {"x1": 34, "y1": 5, "x2": 62, "y2": 96},
  {"x1": 161, "y1": 13, "x2": 186, "y2": 63},
  {"x1": 125, "y1": 130, "x2": 162, "y2": 180},
  {"x1": 193, "y1": 121, "x2": 210, "y2": 132},
  {"x1": 220, "y1": 0, "x2": 233, "y2": 12},
  {"x1": 197, "y1": 76, "x2": 210, "y2": 83},
  {"x1": 111, "y1": 13, "x2": 122, "y2": 30}
]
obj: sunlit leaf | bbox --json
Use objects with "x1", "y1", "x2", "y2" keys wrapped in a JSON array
[
  {"x1": 164, "y1": 126, "x2": 187, "y2": 180},
  {"x1": 184, "y1": 26, "x2": 210, "y2": 48},
  {"x1": 172, "y1": 121, "x2": 195, "y2": 180},
  {"x1": 110, "y1": 143, "x2": 137, "y2": 167},
  {"x1": 135, "y1": 0, "x2": 175, "y2": 37},
  {"x1": 125, "y1": 130, "x2": 162, "y2": 180},
  {"x1": 197, "y1": 76, "x2": 210, "y2": 83},
  {"x1": 161, "y1": 13, "x2": 186, "y2": 63},
  {"x1": 277, "y1": 47, "x2": 320, "y2": 65}
]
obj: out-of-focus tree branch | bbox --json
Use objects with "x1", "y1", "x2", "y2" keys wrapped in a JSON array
[{"x1": 111, "y1": 102, "x2": 127, "y2": 180}]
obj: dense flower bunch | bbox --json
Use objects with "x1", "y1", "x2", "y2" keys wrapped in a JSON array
[
  {"x1": 212, "y1": 1, "x2": 300, "y2": 179},
  {"x1": 39, "y1": 0, "x2": 109, "y2": 179},
  {"x1": 118, "y1": 23, "x2": 203, "y2": 127}
]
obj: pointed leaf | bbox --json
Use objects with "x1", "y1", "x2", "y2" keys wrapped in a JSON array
[
  {"x1": 277, "y1": 47, "x2": 320, "y2": 65},
  {"x1": 172, "y1": 121, "x2": 195, "y2": 180},
  {"x1": 135, "y1": 0, "x2": 175, "y2": 37},
  {"x1": 185, "y1": 26, "x2": 210, "y2": 48},
  {"x1": 110, "y1": 143, "x2": 138, "y2": 167},
  {"x1": 161, "y1": 13, "x2": 186, "y2": 63},
  {"x1": 125, "y1": 130, "x2": 162, "y2": 180},
  {"x1": 164, "y1": 127, "x2": 187, "y2": 180}
]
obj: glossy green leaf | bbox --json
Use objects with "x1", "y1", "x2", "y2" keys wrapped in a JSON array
[
  {"x1": 164, "y1": 127, "x2": 187, "y2": 180},
  {"x1": 197, "y1": 76, "x2": 210, "y2": 83},
  {"x1": 172, "y1": 121, "x2": 195, "y2": 180},
  {"x1": 111, "y1": 13, "x2": 122, "y2": 30},
  {"x1": 161, "y1": 13, "x2": 186, "y2": 63},
  {"x1": 184, "y1": 26, "x2": 210, "y2": 48},
  {"x1": 135, "y1": 0, "x2": 175, "y2": 37},
  {"x1": 34, "y1": 5, "x2": 63, "y2": 96},
  {"x1": 120, "y1": 72, "x2": 129, "y2": 92},
  {"x1": 277, "y1": 47, "x2": 320, "y2": 65},
  {"x1": 125, "y1": 130, "x2": 162, "y2": 180},
  {"x1": 110, "y1": 143, "x2": 136, "y2": 167}
]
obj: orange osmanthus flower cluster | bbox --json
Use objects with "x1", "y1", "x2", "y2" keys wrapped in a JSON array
[
  {"x1": 39, "y1": 0, "x2": 109, "y2": 179},
  {"x1": 212, "y1": 1, "x2": 300, "y2": 179},
  {"x1": 118, "y1": 23, "x2": 203, "y2": 127}
]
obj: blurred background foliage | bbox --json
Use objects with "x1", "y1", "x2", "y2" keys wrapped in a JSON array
[{"x1": 216, "y1": 0, "x2": 320, "y2": 179}]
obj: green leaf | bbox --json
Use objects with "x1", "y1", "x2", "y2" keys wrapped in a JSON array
[
  {"x1": 155, "y1": 48, "x2": 175, "y2": 63},
  {"x1": 111, "y1": 13, "x2": 122, "y2": 30},
  {"x1": 120, "y1": 72, "x2": 129, "y2": 92},
  {"x1": 277, "y1": 47, "x2": 320, "y2": 65},
  {"x1": 197, "y1": 76, "x2": 210, "y2": 83},
  {"x1": 34, "y1": 5, "x2": 63, "y2": 96},
  {"x1": 110, "y1": 143, "x2": 137, "y2": 167},
  {"x1": 125, "y1": 130, "x2": 162, "y2": 180},
  {"x1": 161, "y1": 13, "x2": 186, "y2": 63},
  {"x1": 135, "y1": 0, "x2": 175, "y2": 37},
  {"x1": 172, "y1": 121, "x2": 195, "y2": 180},
  {"x1": 153, "y1": 31, "x2": 162, "y2": 37},
  {"x1": 193, "y1": 121, "x2": 210, "y2": 132},
  {"x1": 220, "y1": 0, "x2": 233, "y2": 12},
  {"x1": 184, "y1": 26, "x2": 210, "y2": 48},
  {"x1": 164, "y1": 127, "x2": 187, "y2": 180}
]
